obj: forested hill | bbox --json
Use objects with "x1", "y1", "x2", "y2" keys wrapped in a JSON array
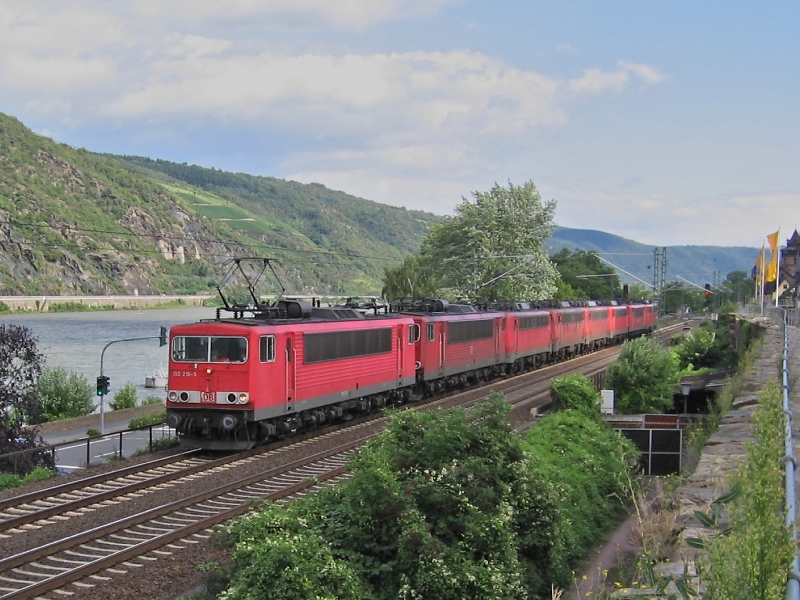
[
  {"x1": 0, "y1": 112, "x2": 440, "y2": 296},
  {"x1": 113, "y1": 156, "x2": 438, "y2": 260}
]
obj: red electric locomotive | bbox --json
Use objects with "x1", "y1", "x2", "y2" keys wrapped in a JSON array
[
  {"x1": 490, "y1": 301, "x2": 553, "y2": 373},
  {"x1": 548, "y1": 302, "x2": 587, "y2": 360},
  {"x1": 609, "y1": 303, "x2": 631, "y2": 344},
  {"x1": 165, "y1": 299, "x2": 418, "y2": 450},
  {"x1": 392, "y1": 299, "x2": 506, "y2": 395},
  {"x1": 628, "y1": 302, "x2": 658, "y2": 336}
]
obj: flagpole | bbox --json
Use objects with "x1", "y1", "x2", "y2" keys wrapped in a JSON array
[
  {"x1": 760, "y1": 244, "x2": 766, "y2": 316},
  {"x1": 774, "y1": 228, "x2": 780, "y2": 308}
]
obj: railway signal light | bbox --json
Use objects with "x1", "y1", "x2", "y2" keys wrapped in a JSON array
[
  {"x1": 159, "y1": 326, "x2": 168, "y2": 347},
  {"x1": 704, "y1": 283, "x2": 711, "y2": 306},
  {"x1": 96, "y1": 375, "x2": 110, "y2": 397}
]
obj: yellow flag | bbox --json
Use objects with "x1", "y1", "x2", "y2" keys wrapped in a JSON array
[
  {"x1": 767, "y1": 230, "x2": 779, "y2": 255},
  {"x1": 756, "y1": 246, "x2": 766, "y2": 280},
  {"x1": 765, "y1": 230, "x2": 780, "y2": 284},
  {"x1": 766, "y1": 254, "x2": 778, "y2": 283}
]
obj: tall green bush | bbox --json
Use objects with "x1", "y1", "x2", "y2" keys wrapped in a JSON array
[
  {"x1": 603, "y1": 336, "x2": 678, "y2": 413},
  {"x1": 549, "y1": 374, "x2": 600, "y2": 416},
  {"x1": 520, "y1": 410, "x2": 637, "y2": 591},
  {"x1": 36, "y1": 367, "x2": 96, "y2": 422},
  {"x1": 109, "y1": 382, "x2": 137, "y2": 410}
]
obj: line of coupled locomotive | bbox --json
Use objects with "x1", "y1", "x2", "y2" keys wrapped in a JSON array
[{"x1": 164, "y1": 297, "x2": 657, "y2": 450}]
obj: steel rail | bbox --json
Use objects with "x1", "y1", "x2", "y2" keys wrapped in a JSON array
[{"x1": 0, "y1": 438, "x2": 365, "y2": 599}]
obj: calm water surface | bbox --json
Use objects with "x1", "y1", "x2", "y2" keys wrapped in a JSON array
[{"x1": 0, "y1": 307, "x2": 218, "y2": 404}]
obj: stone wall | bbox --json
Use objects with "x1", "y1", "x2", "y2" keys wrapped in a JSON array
[{"x1": 0, "y1": 295, "x2": 212, "y2": 311}]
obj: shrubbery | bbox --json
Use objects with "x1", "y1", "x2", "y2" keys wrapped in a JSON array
[
  {"x1": 0, "y1": 466, "x2": 56, "y2": 491},
  {"x1": 109, "y1": 382, "x2": 138, "y2": 410},
  {"x1": 703, "y1": 383, "x2": 794, "y2": 598},
  {"x1": 129, "y1": 410, "x2": 166, "y2": 429},
  {"x1": 603, "y1": 337, "x2": 678, "y2": 413},
  {"x1": 36, "y1": 367, "x2": 96, "y2": 422},
  {"x1": 549, "y1": 374, "x2": 600, "y2": 416},
  {"x1": 217, "y1": 395, "x2": 638, "y2": 599}
]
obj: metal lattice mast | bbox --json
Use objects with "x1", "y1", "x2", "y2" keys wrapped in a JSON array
[{"x1": 653, "y1": 247, "x2": 667, "y2": 316}]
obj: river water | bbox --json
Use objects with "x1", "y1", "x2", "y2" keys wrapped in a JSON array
[{"x1": 0, "y1": 307, "x2": 218, "y2": 404}]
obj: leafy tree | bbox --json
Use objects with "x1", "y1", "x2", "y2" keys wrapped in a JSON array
[
  {"x1": 109, "y1": 382, "x2": 137, "y2": 410},
  {"x1": 0, "y1": 324, "x2": 53, "y2": 474},
  {"x1": 416, "y1": 180, "x2": 559, "y2": 301},
  {"x1": 626, "y1": 283, "x2": 654, "y2": 301},
  {"x1": 549, "y1": 374, "x2": 601, "y2": 416},
  {"x1": 719, "y1": 270, "x2": 755, "y2": 305},
  {"x1": 551, "y1": 248, "x2": 621, "y2": 299},
  {"x1": 673, "y1": 326, "x2": 727, "y2": 371},
  {"x1": 36, "y1": 367, "x2": 96, "y2": 422},
  {"x1": 381, "y1": 254, "x2": 439, "y2": 301},
  {"x1": 603, "y1": 337, "x2": 679, "y2": 413},
  {"x1": 662, "y1": 281, "x2": 706, "y2": 314}
]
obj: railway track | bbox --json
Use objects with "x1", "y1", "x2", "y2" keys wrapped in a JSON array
[
  {"x1": 0, "y1": 439, "x2": 361, "y2": 599},
  {"x1": 0, "y1": 321, "x2": 687, "y2": 599}
]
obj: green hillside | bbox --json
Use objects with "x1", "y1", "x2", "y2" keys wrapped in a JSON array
[{"x1": 0, "y1": 112, "x2": 439, "y2": 296}]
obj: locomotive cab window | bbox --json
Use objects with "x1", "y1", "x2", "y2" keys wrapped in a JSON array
[
  {"x1": 210, "y1": 337, "x2": 247, "y2": 363},
  {"x1": 260, "y1": 335, "x2": 276, "y2": 363},
  {"x1": 409, "y1": 324, "x2": 420, "y2": 344},
  {"x1": 172, "y1": 336, "x2": 247, "y2": 363},
  {"x1": 172, "y1": 336, "x2": 209, "y2": 362}
]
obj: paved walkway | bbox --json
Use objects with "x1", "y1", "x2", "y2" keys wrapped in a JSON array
[{"x1": 37, "y1": 403, "x2": 165, "y2": 445}]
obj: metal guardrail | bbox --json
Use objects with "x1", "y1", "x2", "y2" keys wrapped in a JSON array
[
  {"x1": 0, "y1": 422, "x2": 175, "y2": 476},
  {"x1": 778, "y1": 308, "x2": 800, "y2": 600},
  {"x1": 743, "y1": 304, "x2": 800, "y2": 598}
]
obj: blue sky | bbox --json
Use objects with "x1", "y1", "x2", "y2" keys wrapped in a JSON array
[{"x1": 1, "y1": 1, "x2": 798, "y2": 249}]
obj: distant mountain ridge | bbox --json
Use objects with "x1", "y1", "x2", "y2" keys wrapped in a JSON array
[{"x1": 548, "y1": 227, "x2": 757, "y2": 287}]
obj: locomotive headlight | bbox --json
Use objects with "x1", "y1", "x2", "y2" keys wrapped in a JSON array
[
  {"x1": 168, "y1": 391, "x2": 178, "y2": 402},
  {"x1": 238, "y1": 393, "x2": 249, "y2": 404},
  {"x1": 226, "y1": 393, "x2": 237, "y2": 403}
]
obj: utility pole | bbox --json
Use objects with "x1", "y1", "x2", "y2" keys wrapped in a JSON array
[
  {"x1": 98, "y1": 327, "x2": 168, "y2": 434},
  {"x1": 653, "y1": 247, "x2": 667, "y2": 316}
]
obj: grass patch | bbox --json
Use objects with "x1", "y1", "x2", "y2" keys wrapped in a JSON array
[{"x1": 0, "y1": 466, "x2": 57, "y2": 491}]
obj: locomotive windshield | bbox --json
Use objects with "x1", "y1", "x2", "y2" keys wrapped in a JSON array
[{"x1": 172, "y1": 336, "x2": 248, "y2": 363}]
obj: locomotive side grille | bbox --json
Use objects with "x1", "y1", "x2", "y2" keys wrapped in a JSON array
[{"x1": 304, "y1": 328, "x2": 392, "y2": 363}]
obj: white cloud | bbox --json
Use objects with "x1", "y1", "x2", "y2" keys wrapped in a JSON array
[
  {"x1": 0, "y1": 0, "x2": 676, "y2": 237},
  {"x1": 130, "y1": 0, "x2": 460, "y2": 29},
  {"x1": 569, "y1": 60, "x2": 666, "y2": 95},
  {"x1": 553, "y1": 186, "x2": 800, "y2": 248}
]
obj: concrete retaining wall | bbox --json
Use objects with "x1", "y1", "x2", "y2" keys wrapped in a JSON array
[{"x1": 0, "y1": 295, "x2": 212, "y2": 312}]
